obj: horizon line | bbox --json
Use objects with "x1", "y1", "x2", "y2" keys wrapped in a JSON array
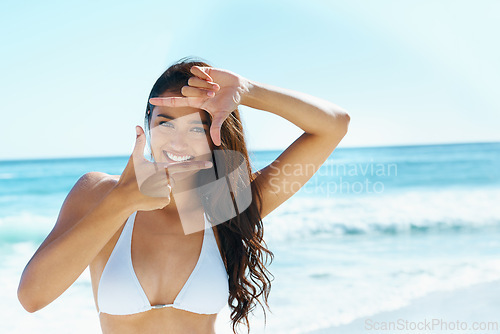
[{"x1": 1, "y1": 140, "x2": 499, "y2": 163}]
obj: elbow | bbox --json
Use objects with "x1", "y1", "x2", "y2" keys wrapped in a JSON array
[
  {"x1": 333, "y1": 110, "x2": 350, "y2": 137},
  {"x1": 318, "y1": 112, "x2": 350, "y2": 139},
  {"x1": 344, "y1": 111, "x2": 351, "y2": 124},
  {"x1": 338, "y1": 108, "x2": 350, "y2": 125},
  {"x1": 18, "y1": 292, "x2": 35, "y2": 313},
  {"x1": 342, "y1": 111, "x2": 351, "y2": 130},
  {"x1": 18, "y1": 280, "x2": 43, "y2": 313}
]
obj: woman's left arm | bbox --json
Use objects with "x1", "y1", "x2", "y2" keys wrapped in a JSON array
[
  {"x1": 240, "y1": 80, "x2": 350, "y2": 219},
  {"x1": 241, "y1": 80, "x2": 350, "y2": 139}
]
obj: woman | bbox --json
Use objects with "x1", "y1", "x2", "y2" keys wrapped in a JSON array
[{"x1": 17, "y1": 58, "x2": 350, "y2": 333}]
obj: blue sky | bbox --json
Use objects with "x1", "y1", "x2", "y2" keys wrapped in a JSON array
[{"x1": 0, "y1": 0, "x2": 499, "y2": 160}]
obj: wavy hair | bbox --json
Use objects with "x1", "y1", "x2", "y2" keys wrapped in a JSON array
[{"x1": 144, "y1": 57, "x2": 274, "y2": 334}]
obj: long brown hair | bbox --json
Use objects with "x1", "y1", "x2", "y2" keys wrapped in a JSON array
[{"x1": 144, "y1": 57, "x2": 274, "y2": 334}]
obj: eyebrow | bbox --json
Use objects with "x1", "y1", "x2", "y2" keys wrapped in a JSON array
[{"x1": 157, "y1": 113, "x2": 209, "y2": 126}]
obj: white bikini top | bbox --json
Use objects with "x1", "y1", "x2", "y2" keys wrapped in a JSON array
[{"x1": 97, "y1": 211, "x2": 229, "y2": 315}]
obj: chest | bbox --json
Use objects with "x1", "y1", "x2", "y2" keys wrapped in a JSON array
[
  {"x1": 131, "y1": 227, "x2": 205, "y2": 305},
  {"x1": 91, "y1": 212, "x2": 226, "y2": 309}
]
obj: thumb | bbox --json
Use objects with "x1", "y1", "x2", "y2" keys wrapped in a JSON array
[
  {"x1": 210, "y1": 116, "x2": 224, "y2": 146},
  {"x1": 132, "y1": 125, "x2": 146, "y2": 159}
]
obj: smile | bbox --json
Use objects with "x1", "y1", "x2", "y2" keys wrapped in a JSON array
[{"x1": 163, "y1": 150, "x2": 194, "y2": 162}]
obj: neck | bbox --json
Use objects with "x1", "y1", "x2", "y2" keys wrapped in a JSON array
[
  {"x1": 163, "y1": 189, "x2": 203, "y2": 214},
  {"x1": 148, "y1": 172, "x2": 207, "y2": 234}
]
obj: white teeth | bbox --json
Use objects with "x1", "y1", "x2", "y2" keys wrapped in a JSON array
[{"x1": 166, "y1": 151, "x2": 193, "y2": 162}]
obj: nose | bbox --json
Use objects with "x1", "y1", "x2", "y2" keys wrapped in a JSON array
[{"x1": 169, "y1": 132, "x2": 189, "y2": 152}]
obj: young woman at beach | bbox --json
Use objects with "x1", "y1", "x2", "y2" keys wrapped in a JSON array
[{"x1": 17, "y1": 58, "x2": 350, "y2": 333}]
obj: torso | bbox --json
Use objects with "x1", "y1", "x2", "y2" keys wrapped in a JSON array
[{"x1": 88, "y1": 175, "x2": 225, "y2": 334}]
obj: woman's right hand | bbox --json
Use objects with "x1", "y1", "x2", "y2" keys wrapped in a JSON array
[{"x1": 114, "y1": 125, "x2": 213, "y2": 212}]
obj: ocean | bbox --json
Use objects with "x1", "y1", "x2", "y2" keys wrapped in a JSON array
[{"x1": 1, "y1": 142, "x2": 499, "y2": 333}]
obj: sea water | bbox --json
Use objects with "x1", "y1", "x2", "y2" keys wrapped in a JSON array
[{"x1": 1, "y1": 142, "x2": 499, "y2": 333}]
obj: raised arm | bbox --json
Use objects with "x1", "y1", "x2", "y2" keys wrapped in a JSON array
[
  {"x1": 240, "y1": 80, "x2": 350, "y2": 218},
  {"x1": 241, "y1": 81, "x2": 350, "y2": 139}
]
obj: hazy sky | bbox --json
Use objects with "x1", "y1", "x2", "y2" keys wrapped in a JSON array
[{"x1": 1, "y1": 0, "x2": 499, "y2": 160}]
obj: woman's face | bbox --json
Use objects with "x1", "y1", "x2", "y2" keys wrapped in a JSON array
[{"x1": 149, "y1": 93, "x2": 213, "y2": 182}]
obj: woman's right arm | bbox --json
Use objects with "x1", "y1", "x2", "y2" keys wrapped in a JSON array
[
  {"x1": 17, "y1": 125, "x2": 212, "y2": 313},
  {"x1": 17, "y1": 171, "x2": 134, "y2": 313}
]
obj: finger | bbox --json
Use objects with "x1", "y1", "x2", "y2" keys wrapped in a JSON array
[
  {"x1": 149, "y1": 97, "x2": 191, "y2": 107},
  {"x1": 210, "y1": 116, "x2": 225, "y2": 146},
  {"x1": 169, "y1": 163, "x2": 213, "y2": 175},
  {"x1": 190, "y1": 66, "x2": 212, "y2": 81},
  {"x1": 188, "y1": 77, "x2": 220, "y2": 91},
  {"x1": 181, "y1": 86, "x2": 216, "y2": 98},
  {"x1": 156, "y1": 160, "x2": 213, "y2": 173},
  {"x1": 132, "y1": 126, "x2": 147, "y2": 160},
  {"x1": 166, "y1": 161, "x2": 213, "y2": 174}
]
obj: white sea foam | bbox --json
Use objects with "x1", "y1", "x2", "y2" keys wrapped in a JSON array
[
  {"x1": 1, "y1": 187, "x2": 499, "y2": 246},
  {"x1": 263, "y1": 187, "x2": 500, "y2": 242},
  {"x1": 0, "y1": 212, "x2": 55, "y2": 244}
]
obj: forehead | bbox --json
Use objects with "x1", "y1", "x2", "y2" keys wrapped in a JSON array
[{"x1": 152, "y1": 105, "x2": 209, "y2": 122}]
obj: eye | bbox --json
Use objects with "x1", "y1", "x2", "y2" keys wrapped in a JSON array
[
  {"x1": 159, "y1": 121, "x2": 174, "y2": 128},
  {"x1": 191, "y1": 127, "x2": 206, "y2": 134}
]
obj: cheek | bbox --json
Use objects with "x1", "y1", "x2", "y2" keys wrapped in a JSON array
[
  {"x1": 198, "y1": 135, "x2": 214, "y2": 154},
  {"x1": 204, "y1": 131, "x2": 215, "y2": 148},
  {"x1": 148, "y1": 132, "x2": 167, "y2": 157},
  {"x1": 149, "y1": 127, "x2": 173, "y2": 145}
]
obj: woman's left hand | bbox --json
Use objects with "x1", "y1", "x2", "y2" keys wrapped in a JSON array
[{"x1": 149, "y1": 66, "x2": 250, "y2": 146}]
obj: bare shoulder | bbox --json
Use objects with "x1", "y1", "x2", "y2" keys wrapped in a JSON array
[
  {"x1": 67, "y1": 172, "x2": 119, "y2": 211},
  {"x1": 77, "y1": 172, "x2": 119, "y2": 192},
  {"x1": 66, "y1": 172, "x2": 120, "y2": 223},
  {"x1": 32, "y1": 172, "x2": 120, "y2": 259}
]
